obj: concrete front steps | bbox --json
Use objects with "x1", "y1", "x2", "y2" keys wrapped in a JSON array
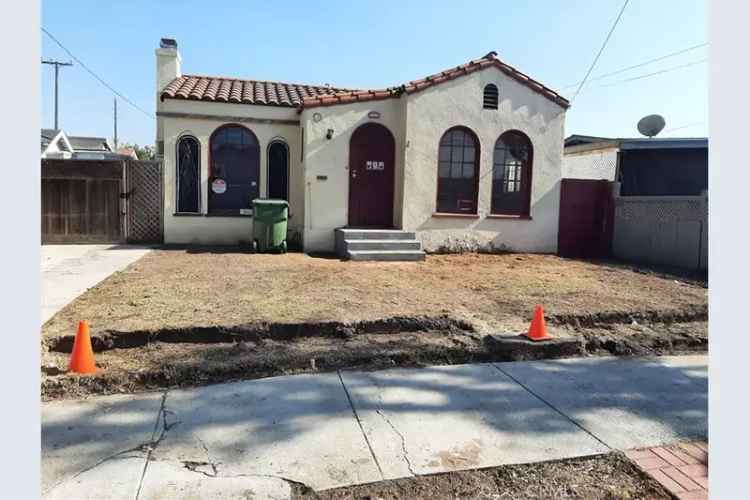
[{"x1": 335, "y1": 228, "x2": 426, "y2": 261}]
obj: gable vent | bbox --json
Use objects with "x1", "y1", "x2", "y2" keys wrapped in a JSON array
[{"x1": 483, "y1": 83, "x2": 499, "y2": 110}]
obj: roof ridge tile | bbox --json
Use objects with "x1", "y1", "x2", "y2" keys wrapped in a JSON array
[{"x1": 160, "y1": 52, "x2": 569, "y2": 110}]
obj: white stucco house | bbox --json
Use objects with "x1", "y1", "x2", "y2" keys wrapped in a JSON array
[{"x1": 155, "y1": 38, "x2": 570, "y2": 259}]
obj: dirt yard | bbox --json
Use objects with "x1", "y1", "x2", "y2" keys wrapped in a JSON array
[
  {"x1": 43, "y1": 250, "x2": 706, "y2": 338},
  {"x1": 292, "y1": 453, "x2": 672, "y2": 500},
  {"x1": 41, "y1": 250, "x2": 707, "y2": 400}
]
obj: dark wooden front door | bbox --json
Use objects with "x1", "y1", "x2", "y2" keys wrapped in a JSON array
[
  {"x1": 348, "y1": 123, "x2": 395, "y2": 227},
  {"x1": 558, "y1": 179, "x2": 614, "y2": 258}
]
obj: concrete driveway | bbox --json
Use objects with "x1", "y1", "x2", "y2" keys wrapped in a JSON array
[
  {"x1": 42, "y1": 355, "x2": 707, "y2": 499},
  {"x1": 41, "y1": 244, "x2": 152, "y2": 325}
]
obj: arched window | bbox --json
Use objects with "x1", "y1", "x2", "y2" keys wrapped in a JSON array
[
  {"x1": 176, "y1": 135, "x2": 200, "y2": 213},
  {"x1": 209, "y1": 124, "x2": 260, "y2": 215},
  {"x1": 267, "y1": 140, "x2": 289, "y2": 201},
  {"x1": 492, "y1": 131, "x2": 533, "y2": 216},
  {"x1": 437, "y1": 127, "x2": 480, "y2": 214},
  {"x1": 483, "y1": 84, "x2": 499, "y2": 109}
]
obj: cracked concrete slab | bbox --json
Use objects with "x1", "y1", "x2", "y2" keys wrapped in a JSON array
[
  {"x1": 41, "y1": 391, "x2": 164, "y2": 493},
  {"x1": 41, "y1": 356, "x2": 708, "y2": 497},
  {"x1": 139, "y1": 460, "x2": 292, "y2": 500},
  {"x1": 495, "y1": 355, "x2": 708, "y2": 450},
  {"x1": 149, "y1": 373, "x2": 382, "y2": 491},
  {"x1": 340, "y1": 363, "x2": 609, "y2": 480},
  {"x1": 42, "y1": 456, "x2": 146, "y2": 500}
]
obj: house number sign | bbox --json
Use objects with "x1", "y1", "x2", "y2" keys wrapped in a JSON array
[
  {"x1": 366, "y1": 160, "x2": 385, "y2": 171},
  {"x1": 211, "y1": 178, "x2": 227, "y2": 194}
]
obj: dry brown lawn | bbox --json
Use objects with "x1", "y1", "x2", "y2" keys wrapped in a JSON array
[{"x1": 42, "y1": 250, "x2": 707, "y2": 339}]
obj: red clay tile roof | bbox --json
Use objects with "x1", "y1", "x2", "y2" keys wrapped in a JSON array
[
  {"x1": 160, "y1": 52, "x2": 569, "y2": 111},
  {"x1": 301, "y1": 52, "x2": 570, "y2": 110},
  {"x1": 160, "y1": 75, "x2": 355, "y2": 107}
]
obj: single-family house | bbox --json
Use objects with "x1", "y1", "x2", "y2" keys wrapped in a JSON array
[{"x1": 155, "y1": 38, "x2": 570, "y2": 259}]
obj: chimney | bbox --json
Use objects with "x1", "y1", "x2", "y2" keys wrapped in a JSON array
[{"x1": 155, "y1": 38, "x2": 181, "y2": 94}]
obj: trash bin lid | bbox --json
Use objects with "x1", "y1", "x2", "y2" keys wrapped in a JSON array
[{"x1": 252, "y1": 198, "x2": 288, "y2": 206}]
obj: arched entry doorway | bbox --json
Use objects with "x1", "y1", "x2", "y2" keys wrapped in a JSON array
[
  {"x1": 348, "y1": 122, "x2": 395, "y2": 227},
  {"x1": 267, "y1": 140, "x2": 289, "y2": 200}
]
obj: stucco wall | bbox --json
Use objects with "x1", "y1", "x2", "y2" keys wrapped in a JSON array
[
  {"x1": 562, "y1": 147, "x2": 618, "y2": 181},
  {"x1": 300, "y1": 99, "x2": 406, "y2": 252},
  {"x1": 402, "y1": 67, "x2": 567, "y2": 253},
  {"x1": 155, "y1": 56, "x2": 567, "y2": 253},
  {"x1": 159, "y1": 99, "x2": 304, "y2": 245}
]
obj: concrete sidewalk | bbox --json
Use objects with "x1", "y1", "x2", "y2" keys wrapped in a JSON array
[
  {"x1": 41, "y1": 355, "x2": 707, "y2": 499},
  {"x1": 41, "y1": 244, "x2": 152, "y2": 325}
]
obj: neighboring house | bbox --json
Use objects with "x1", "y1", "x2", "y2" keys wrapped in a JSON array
[
  {"x1": 40, "y1": 129, "x2": 125, "y2": 161},
  {"x1": 155, "y1": 38, "x2": 570, "y2": 257},
  {"x1": 563, "y1": 135, "x2": 708, "y2": 193},
  {"x1": 561, "y1": 134, "x2": 708, "y2": 270},
  {"x1": 116, "y1": 147, "x2": 139, "y2": 160},
  {"x1": 41, "y1": 129, "x2": 74, "y2": 159}
]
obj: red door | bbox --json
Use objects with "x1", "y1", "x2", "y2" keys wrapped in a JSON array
[
  {"x1": 558, "y1": 179, "x2": 614, "y2": 258},
  {"x1": 348, "y1": 123, "x2": 395, "y2": 227}
]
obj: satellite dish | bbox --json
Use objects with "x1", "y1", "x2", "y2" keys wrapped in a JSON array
[{"x1": 637, "y1": 114, "x2": 666, "y2": 138}]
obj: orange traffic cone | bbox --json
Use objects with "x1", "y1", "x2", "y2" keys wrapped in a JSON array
[
  {"x1": 526, "y1": 305, "x2": 552, "y2": 341},
  {"x1": 68, "y1": 320, "x2": 96, "y2": 374}
]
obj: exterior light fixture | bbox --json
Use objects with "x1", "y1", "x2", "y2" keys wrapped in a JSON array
[{"x1": 326, "y1": 129, "x2": 334, "y2": 140}]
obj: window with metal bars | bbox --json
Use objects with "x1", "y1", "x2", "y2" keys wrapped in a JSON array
[
  {"x1": 491, "y1": 131, "x2": 533, "y2": 216},
  {"x1": 176, "y1": 135, "x2": 201, "y2": 213},
  {"x1": 483, "y1": 84, "x2": 499, "y2": 109}
]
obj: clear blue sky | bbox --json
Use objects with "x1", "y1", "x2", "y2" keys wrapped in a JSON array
[{"x1": 41, "y1": 0, "x2": 707, "y2": 146}]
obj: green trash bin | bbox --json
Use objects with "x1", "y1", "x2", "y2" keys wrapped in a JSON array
[{"x1": 252, "y1": 198, "x2": 289, "y2": 253}]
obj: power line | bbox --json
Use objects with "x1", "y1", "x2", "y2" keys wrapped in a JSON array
[
  {"x1": 663, "y1": 121, "x2": 706, "y2": 134},
  {"x1": 41, "y1": 27, "x2": 154, "y2": 120},
  {"x1": 560, "y1": 42, "x2": 707, "y2": 90},
  {"x1": 571, "y1": 0, "x2": 630, "y2": 103},
  {"x1": 598, "y1": 59, "x2": 706, "y2": 87}
]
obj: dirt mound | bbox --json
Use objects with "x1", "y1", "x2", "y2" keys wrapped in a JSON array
[
  {"x1": 44, "y1": 315, "x2": 474, "y2": 353},
  {"x1": 42, "y1": 317, "x2": 707, "y2": 401}
]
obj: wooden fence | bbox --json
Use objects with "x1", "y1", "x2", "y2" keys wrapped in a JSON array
[{"x1": 41, "y1": 159, "x2": 163, "y2": 244}]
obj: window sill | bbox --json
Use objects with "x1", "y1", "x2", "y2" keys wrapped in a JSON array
[
  {"x1": 486, "y1": 214, "x2": 532, "y2": 220},
  {"x1": 432, "y1": 212, "x2": 480, "y2": 219},
  {"x1": 173, "y1": 212, "x2": 204, "y2": 217}
]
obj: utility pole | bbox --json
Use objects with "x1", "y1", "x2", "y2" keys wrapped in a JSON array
[
  {"x1": 113, "y1": 98, "x2": 118, "y2": 149},
  {"x1": 42, "y1": 59, "x2": 73, "y2": 129}
]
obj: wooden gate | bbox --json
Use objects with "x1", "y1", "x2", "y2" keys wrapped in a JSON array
[
  {"x1": 41, "y1": 160, "x2": 124, "y2": 243},
  {"x1": 558, "y1": 179, "x2": 614, "y2": 258},
  {"x1": 124, "y1": 160, "x2": 163, "y2": 244}
]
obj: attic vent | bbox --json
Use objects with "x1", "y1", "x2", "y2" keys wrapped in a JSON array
[{"x1": 483, "y1": 83, "x2": 499, "y2": 110}]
